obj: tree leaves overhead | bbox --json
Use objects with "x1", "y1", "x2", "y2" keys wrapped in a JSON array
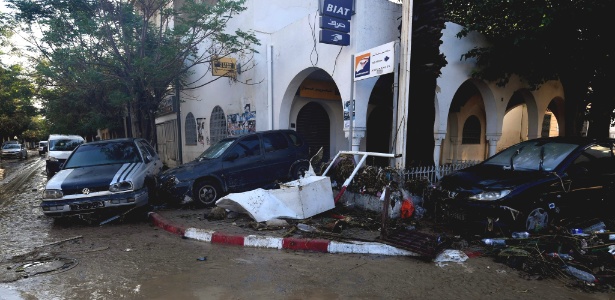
[
  {"x1": 444, "y1": 0, "x2": 615, "y2": 137},
  {"x1": 7, "y1": 0, "x2": 260, "y2": 141}
]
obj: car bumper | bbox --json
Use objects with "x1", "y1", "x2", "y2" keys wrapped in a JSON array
[
  {"x1": 1, "y1": 152, "x2": 21, "y2": 158},
  {"x1": 40, "y1": 188, "x2": 149, "y2": 217},
  {"x1": 438, "y1": 199, "x2": 524, "y2": 229},
  {"x1": 156, "y1": 176, "x2": 193, "y2": 204}
]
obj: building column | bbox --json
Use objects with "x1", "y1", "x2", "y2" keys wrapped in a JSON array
[
  {"x1": 433, "y1": 132, "x2": 446, "y2": 167},
  {"x1": 486, "y1": 134, "x2": 501, "y2": 158}
]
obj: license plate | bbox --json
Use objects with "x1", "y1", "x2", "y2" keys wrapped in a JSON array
[{"x1": 70, "y1": 201, "x2": 104, "y2": 211}]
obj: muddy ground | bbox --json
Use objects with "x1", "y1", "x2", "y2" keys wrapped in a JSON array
[{"x1": 0, "y1": 155, "x2": 613, "y2": 299}]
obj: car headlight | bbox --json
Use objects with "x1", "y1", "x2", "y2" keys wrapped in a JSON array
[
  {"x1": 110, "y1": 181, "x2": 134, "y2": 192},
  {"x1": 43, "y1": 189, "x2": 63, "y2": 199},
  {"x1": 469, "y1": 190, "x2": 511, "y2": 201}
]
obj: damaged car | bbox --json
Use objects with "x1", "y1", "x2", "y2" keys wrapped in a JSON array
[
  {"x1": 156, "y1": 129, "x2": 310, "y2": 207},
  {"x1": 437, "y1": 137, "x2": 615, "y2": 232},
  {"x1": 40, "y1": 138, "x2": 163, "y2": 221}
]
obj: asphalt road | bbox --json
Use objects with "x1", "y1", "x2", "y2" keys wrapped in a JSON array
[{"x1": 0, "y1": 152, "x2": 610, "y2": 300}]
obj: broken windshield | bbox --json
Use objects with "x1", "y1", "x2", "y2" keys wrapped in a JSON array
[{"x1": 484, "y1": 141, "x2": 578, "y2": 171}]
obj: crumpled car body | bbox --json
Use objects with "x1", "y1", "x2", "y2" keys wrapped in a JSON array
[
  {"x1": 437, "y1": 137, "x2": 615, "y2": 232},
  {"x1": 40, "y1": 138, "x2": 163, "y2": 219}
]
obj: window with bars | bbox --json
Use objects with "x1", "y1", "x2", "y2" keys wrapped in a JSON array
[{"x1": 210, "y1": 106, "x2": 227, "y2": 145}]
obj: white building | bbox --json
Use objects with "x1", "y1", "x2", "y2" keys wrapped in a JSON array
[{"x1": 155, "y1": 0, "x2": 565, "y2": 169}]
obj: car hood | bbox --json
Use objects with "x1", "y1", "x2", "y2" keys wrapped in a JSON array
[
  {"x1": 46, "y1": 163, "x2": 139, "y2": 190},
  {"x1": 440, "y1": 164, "x2": 547, "y2": 192}
]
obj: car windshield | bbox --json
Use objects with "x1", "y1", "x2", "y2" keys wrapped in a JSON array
[
  {"x1": 49, "y1": 138, "x2": 83, "y2": 151},
  {"x1": 63, "y1": 141, "x2": 141, "y2": 168},
  {"x1": 483, "y1": 140, "x2": 579, "y2": 171},
  {"x1": 3, "y1": 144, "x2": 20, "y2": 149},
  {"x1": 197, "y1": 138, "x2": 236, "y2": 160}
]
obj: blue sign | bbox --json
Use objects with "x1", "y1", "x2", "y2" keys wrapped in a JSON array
[
  {"x1": 319, "y1": 29, "x2": 350, "y2": 46},
  {"x1": 319, "y1": 15, "x2": 350, "y2": 33},
  {"x1": 321, "y1": 0, "x2": 353, "y2": 21}
]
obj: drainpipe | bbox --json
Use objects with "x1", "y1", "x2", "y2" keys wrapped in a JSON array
[
  {"x1": 175, "y1": 79, "x2": 183, "y2": 164},
  {"x1": 268, "y1": 45, "x2": 274, "y2": 130}
]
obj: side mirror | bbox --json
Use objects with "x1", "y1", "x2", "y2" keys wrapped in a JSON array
[{"x1": 224, "y1": 152, "x2": 239, "y2": 161}]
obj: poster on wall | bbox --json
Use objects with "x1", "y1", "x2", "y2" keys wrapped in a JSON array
[
  {"x1": 227, "y1": 104, "x2": 256, "y2": 136},
  {"x1": 197, "y1": 118, "x2": 206, "y2": 146},
  {"x1": 343, "y1": 100, "x2": 355, "y2": 129}
]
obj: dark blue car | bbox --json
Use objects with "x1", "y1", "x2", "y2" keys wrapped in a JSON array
[
  {"x1": 41, "y1": 138, "x2": 163, "y2": 220},
  {"x1": 437, "y1": 137, "x2": 615, "y2": 232},
  {"x1": 156, "y1": 129, "x2": 310, "y2": 207}
]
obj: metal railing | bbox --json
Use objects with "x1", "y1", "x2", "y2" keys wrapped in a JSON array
[{"x1": 402, "y1": 161, "x2": 480, "y2": 184}]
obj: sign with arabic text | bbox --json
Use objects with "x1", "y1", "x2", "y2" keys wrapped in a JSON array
[
  {"x1": 299, "y1": 79, "x2": 341, "y2": 100},
  {"x1": 319, "y1": 15, "x2": 350, "y2": 33},
  {"x1": 354, "y1": 41, "x2": 395, "y2": 81},
  {"x1": 212, "y1": 57, "x2": 237, "y2": 77}
]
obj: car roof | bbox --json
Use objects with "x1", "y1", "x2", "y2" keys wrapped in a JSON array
[
  {"x1": 83, "y1": 138, "x2": 143, "y2": 145},
  {"x1": 524, "y1": 136, "x2": 615, "y2": 145},
  {"x1": 48, "y1": 134, "x2": 84, "y2": 140}
]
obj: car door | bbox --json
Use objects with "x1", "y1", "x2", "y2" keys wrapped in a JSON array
[
  {"x1": 561, "y1": 142, "x2": 615, "y2": 218},
  {"x1": 221, "y1": 134, "x2": 266, "y2": 192},
  {"x1": 137, "y1": 140, "x2": 163, "y2": 177},
  {"x1": 261, "y1": 131, "x2": 293, "y2": 181}
]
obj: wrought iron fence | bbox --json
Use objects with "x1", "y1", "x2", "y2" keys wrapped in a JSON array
[{"x1": 402, "y1": 161, "x2": 480, "y2": 184}]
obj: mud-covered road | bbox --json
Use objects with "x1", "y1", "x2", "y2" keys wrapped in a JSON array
[{"x1": 0, "y1": 153, "x2": 611, "y2": 300}]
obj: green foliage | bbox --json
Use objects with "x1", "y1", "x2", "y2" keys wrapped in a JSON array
[
  {"x1": 0, "y1": 64, "x2": 36, "y2": 141},
  {"x1": 443, "y1": 0, "x2": 615, "y2": 137},
  {"x1": 8, "y1": 0, "x2": 260, "y2": 142}
]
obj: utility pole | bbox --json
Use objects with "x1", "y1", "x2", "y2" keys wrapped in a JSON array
[{"x1": 395, "y1": 0, "x2": 413, "y2": 169}]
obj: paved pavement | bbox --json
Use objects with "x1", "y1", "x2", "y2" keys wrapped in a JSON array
[{"x1": 149, "y1": 207, "x2": 425, "y2": 257}]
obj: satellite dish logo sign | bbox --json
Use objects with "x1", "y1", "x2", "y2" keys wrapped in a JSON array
[{"x1": 354, "y1": 53, "x2": 371, "y2": 79}]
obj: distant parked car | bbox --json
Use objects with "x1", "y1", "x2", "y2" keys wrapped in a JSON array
[
  {"x1": 156, "y1": 129, "x2": 310, "y2": 207},
  {"x1": 436, "y1": 136, "x2": 615, "y2": 232},
  {"x1": 1, "y1": 143, "x2": 28, "y2": 160},
  {"x1": 38, "y1": 141, "x2": 48, "y2": 156},
  {"x1": 45, "y1": 134, "x2": 85, "y2": 177},
  {"x1": 40, "y1": 138, "x2": 163, "y2": 221}
]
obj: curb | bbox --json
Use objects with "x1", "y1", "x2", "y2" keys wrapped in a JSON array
[{"x1": 149, "y1": 212, "x2": 421, "y2": 257}]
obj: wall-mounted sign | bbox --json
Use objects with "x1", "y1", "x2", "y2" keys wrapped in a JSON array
[
  {"x1": 299, "y1": 79, "x2": 341, "y2": 100},
  {"x1": 354, "y1": 41, "x2": 395, "y2": 81},
  {"x1": 212, "y1": 57, "x2": 237, "y2": 77},
  {"x1": 319, "y1": 15, "x2": 350, "y2": 33},
  {"x1": 157, "y1": 96, "x2": 176, "y2": 116},
  {"x1": 320, "y1": 0, "x2": 353, "y2": 20},
  {"x1": 319, "y1": 0, "x2": 353, "y2": 46},
  {"x1": 319, "y1": 29, "x2": 350, "y2": 46}
]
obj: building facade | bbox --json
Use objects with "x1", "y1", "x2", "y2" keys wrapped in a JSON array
[{"x1": 155, "y1": 0, "x2": 565, "y2": 169}]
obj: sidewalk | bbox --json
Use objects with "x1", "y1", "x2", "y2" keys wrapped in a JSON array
[{"x1": 148, "y1": 207, "x2": 425, "y2": 257}]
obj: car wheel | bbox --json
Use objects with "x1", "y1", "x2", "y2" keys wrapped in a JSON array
[
  {"x1": 291, "y1": 162, "x2": 309, "y2": 180},
  {"x1": 525, "y1": 207, "x2": 549, "y2": 232},
  {"x1": 193, "y1": 180, "x2": 222, "y2": 208}
]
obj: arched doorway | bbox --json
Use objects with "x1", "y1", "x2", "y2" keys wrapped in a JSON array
[
  {"x1": 366, "y1": 106, "x2": 392, "y2": 167},
  {"x1": 296, "y1": 102, "x2": 330, "y2": 162}
]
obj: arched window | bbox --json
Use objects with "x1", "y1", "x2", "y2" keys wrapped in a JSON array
[
  {"x1": 185, "y1": 112, "x2": 197, "y2": 145},
  {"x1": 210, "y1": 106, "x2": 227, "y2": 145},
  {"x1": 462, "y1": 115, "x2": 481, "y2": 144}
]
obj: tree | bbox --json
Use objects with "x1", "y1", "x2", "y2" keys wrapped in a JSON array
[
  {"x1": 399, "y1": 0, "x2": 447, "y2": 166},
  {"x1": 444, "y1": 0, "x2": 615, "y2": 138},
  {"x1": 8, "y1": 0, "x2": 260, "y2": 143},
  {"x1": 0, "y1": 64, "x2": 36, "y2": 142}
]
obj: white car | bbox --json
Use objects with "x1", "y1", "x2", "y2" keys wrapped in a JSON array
[
  {"x1": 41, "y1": 138, "x2": 163, "y2": 221},
  {"x1": 1, "y1": 143, "x2": 28, "y2": 160}
]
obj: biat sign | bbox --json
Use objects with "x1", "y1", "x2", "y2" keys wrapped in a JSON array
[
  {"x1": 319, "y1": 0, "x2": 353, "y2": 46},
  {"x1": 321, "y1": 0, "x2": 353, "y2": 20}
]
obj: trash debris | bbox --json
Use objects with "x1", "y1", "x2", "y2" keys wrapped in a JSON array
[
  {"x1": 297, "y1": 223, "x2": 318, "y2": 232},
  {"x1": 564, "y1": 265, "x2": 597, "y2": 284},
  {"x1": 434, "y1": 249, "x2": 469, "y2": 263},
  {"x1": 196, "y1": 257, "x2": 207, "y2": 261}
]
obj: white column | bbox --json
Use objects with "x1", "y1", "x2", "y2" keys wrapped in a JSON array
[
  {"x1": 486, "y1": 134, "x2": 501, "y2": 158},
  {"x1": 433, "y1": 132, "x2": 446, "y2": 167},
  {"x1": 394, "y1": 0, "x2": 413, "y2": 169}
]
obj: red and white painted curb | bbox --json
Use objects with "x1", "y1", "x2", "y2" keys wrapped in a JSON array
[{"x1": 149, "y1": 212, "x2": 420, "y2": 257}]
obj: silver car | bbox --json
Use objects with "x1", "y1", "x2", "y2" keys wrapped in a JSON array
[{"x1": 1, "y1": 143, "x2": 28, "y2": 160}]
